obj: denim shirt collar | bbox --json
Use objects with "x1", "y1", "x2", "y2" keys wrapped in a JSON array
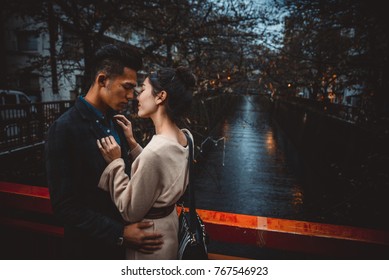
[{"x1": 79, "y1": 96, "x2": 117, "y2": 121}]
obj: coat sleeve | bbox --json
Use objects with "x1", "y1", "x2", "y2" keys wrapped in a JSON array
[
  {"x1": 46, "y1": 120, "x2": 123, "y2": 246},
  {"x1": 98, "y1": 149, "x2": 163, "y2": 223},
  {"x1": 129, "y1": 143, "x2": 143, "y2": 160}
]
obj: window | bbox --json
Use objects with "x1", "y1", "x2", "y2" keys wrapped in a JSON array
[
  {"x1": 19, "y1": 95, "x2": 30, "y2": 104},
  {"x1": 62, "y1": 30, "x2": 83, "y2": 59},
  {"x1": 17, "y1": 31, "x2": 39, "y2": 52},
  {"x1": 24, "y1": 75, "x2": 40, "y2": 91},
  {"x1": 18, "y1": 74, "x2": 41, "y2": 97},
  {"x1": 3, "y1": 94, "x2": 17, "y2": 104},
  {"x1": 76, "y1": 75, "x2": 84, "y2": 89}
]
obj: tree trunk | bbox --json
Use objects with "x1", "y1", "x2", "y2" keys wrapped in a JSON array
[
  {"x1": 82, "y1": 38, "x2": 95, "y2": 94},
  {"x1": 0, "y1": 12, "x2": 7, "y2": 88},
  {"x1": 166, "y1": 41, "x2": 172, "y2": 66},
  {"x1": 47, "y1": 0, "x2": 59, "y2": 95}
]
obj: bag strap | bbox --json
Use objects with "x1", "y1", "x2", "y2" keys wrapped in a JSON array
[{"x1": 183, "y1": 131, "x2": 197, "y2": 232}]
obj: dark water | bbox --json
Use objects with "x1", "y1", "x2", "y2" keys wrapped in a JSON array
[
  {"x1": 193, "y1": 95, "x2": 304, "y2": 219},
  {"x1": 192, "y1": 95, "x2": 388, "y2": 230}
]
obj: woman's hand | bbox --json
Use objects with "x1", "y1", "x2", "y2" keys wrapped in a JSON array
[
  {"x1": 114, "y1": 114, "x2": 137, "y2": 149},
  {"x1": 97, "y1": 136, "x2": 121, "y2": 163}
]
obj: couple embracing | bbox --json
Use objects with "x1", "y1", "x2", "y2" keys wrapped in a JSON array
[{"x1": 45, "y1": 44, "x2": 196, "y2": 260}]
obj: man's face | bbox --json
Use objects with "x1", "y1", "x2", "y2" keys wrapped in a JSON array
[{"x1": 102, "y1": 67, "x2": 137, "y2": 112}]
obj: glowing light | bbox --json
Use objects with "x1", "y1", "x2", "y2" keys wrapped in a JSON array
[{"x1": 265, "y1": 131, "x2": 275, "y2": 155}]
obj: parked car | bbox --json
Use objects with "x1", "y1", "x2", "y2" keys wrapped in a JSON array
[
  {"x1": 0, "y1": 90, "x2": 37, "y2": 141},
  {"x1": 0, "y1": 89, "x2": 37, "y2": 119},
  {"x1": 0, "y1": 89, "x2": 32, "y2": 105}
]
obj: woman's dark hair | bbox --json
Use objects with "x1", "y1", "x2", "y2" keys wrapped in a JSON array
[
  {"x1": 90, "y1": 44, "x2": 143, "y2": 84},
  {"x1": 148, "y1": 66, "x2": 196, "y2": 123}
]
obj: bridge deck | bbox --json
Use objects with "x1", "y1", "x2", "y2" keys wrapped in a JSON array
[{"x1": 1, "y1": 181, "x2": 388, "y2": 259}]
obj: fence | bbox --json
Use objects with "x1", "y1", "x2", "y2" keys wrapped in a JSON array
[
  {"x1": 0, "y1": 94, "x2": 238, "y2": 154},
  {"x1": 0, "y1": 101, "x2": 74, "y2": 154},
  {"x1": 282, "y1": 96, "x2": 386, "y2": 126}
]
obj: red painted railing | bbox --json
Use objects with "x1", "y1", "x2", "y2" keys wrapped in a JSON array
[{"x1": 1, "y1": 181, "x2": 388, "y2": 259}]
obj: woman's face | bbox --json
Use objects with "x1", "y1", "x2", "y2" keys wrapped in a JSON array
[{"x1": 137, "y1": 77, "x2": 159, "y2": 118}]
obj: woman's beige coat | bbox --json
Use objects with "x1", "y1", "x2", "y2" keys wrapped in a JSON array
[{"x1": 98, "y1": 129, "x2": 193, "y2": 259}]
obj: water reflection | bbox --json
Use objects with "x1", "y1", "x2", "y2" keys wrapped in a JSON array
[
  {"x1": 193, "y1": 94, "x2": 389, "y2": 231},
  {"x1": 193, "y1": 95, "x2": 305, "y2": 220},
  {"x1": 291, "y1": 184, "x2": 304, "y2": 209},
  {"x1": 265, "y1": 131, "x2": 276, "y2": 155}
]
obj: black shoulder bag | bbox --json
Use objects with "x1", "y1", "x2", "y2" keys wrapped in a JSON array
[{"x1": 178, "y1": 132, "x2": 209, "y2": 260}]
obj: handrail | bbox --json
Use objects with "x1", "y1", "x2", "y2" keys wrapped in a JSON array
[
  {"x1": 0, "y1": 101, "x2": 74, "y2": 153},
  {"x1": 1, "y1": 181, "x2": 388, "y2": 259},
  {"x1": 197, "y1": 209, "x2": 389, "y2": 258}
]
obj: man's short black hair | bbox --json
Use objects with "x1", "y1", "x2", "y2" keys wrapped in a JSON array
[{"x1": 91, "y1": 44, "x2": 143, "y2": 84}]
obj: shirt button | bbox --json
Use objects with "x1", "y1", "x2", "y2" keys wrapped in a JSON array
[
  {"x1": 107, "y1": 129, "x2": 110, "y2": 133},
  {"x1": 96, "y1": 120, "x2": 99, "y2": 123}
]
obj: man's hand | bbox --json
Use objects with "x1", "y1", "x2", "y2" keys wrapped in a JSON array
[{"x1": 123, "y1": 221, "x2": 163, "y2": 254}]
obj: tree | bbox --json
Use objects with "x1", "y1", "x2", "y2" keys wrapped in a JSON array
[
  {"x1": 4, "y1": 0, "x2": 285, "y2": 99},
  {"x1": 271, "y1": 0, "x2": 388, "y2": 117},
  {"x1": 123, "y1": 0, "x2": 268, "y2": 94}
]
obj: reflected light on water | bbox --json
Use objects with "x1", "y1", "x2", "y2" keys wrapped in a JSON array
[
  {"x1": 291, "y1": 184, "x2": 304, "y2": 209},
  {"x1": 221, "y1": 119, "x2": 230, "y2": 136},
  {"x1": 265, "y1": 130, "x2": 276, "y2": 155}
]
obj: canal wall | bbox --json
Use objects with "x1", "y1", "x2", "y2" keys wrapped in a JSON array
[
  {"x1": 270, "y1": 96, "x2": 389, "y2": 229},
  {"x1": 271, "y1": 96, "x2": 389, "y2": 205},
  {"x1": 272, "y1": 97, "x2": 388, "y2": 174}
]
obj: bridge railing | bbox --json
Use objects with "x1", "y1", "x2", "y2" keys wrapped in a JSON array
[
  {"x1": 0, "y1": 101, "x2": 74, "y2": 154},
  {"x1": 0, "y1": 94, "x2": 238, "y2": 155},
  {"x1": 1, "y1": 181, "x2": 388, "y2": 260},
  {"x1": 277, "y1": 96, "x2": 389, "y2": 131}
]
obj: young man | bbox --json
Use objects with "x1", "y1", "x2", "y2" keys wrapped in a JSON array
[{"x1": 45, "y1": 44, "x2": 163, "y2": 259}]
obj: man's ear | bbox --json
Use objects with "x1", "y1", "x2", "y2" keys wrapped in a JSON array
[
  {"x1": 155, "y1": 90, "x2": 167, "y2": 104},
  {"x1": 97, "y1": 74, "x2": 106, "y2": 87}
]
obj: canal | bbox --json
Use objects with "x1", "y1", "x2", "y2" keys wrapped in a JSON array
[
  {"x1": 192, "y1": 94, "x2": 389, "y2": 232},
  {"x1": 193, "y1": 94, "x2": 304, "y2": 219}
]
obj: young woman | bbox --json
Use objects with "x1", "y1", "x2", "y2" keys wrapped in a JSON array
[{"x1": 96, "y1": 66, "x2": 196, "y2": 259}]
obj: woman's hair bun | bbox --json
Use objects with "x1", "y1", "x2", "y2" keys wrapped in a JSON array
[{"x1": 176, "y1": 66, "x2": 196, "y2": 88}]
